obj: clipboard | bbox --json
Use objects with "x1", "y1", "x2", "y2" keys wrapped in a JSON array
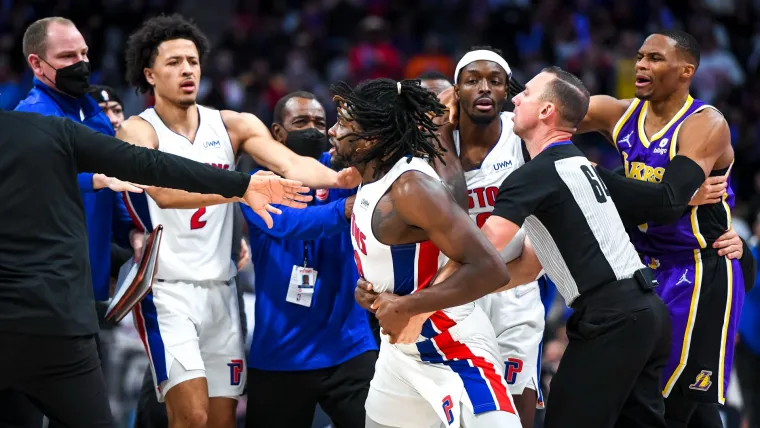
[{"x1": 105, "y1": 225, "x2": 163, "y2": 324}]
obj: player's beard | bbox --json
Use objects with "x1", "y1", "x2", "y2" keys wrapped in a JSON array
[{"x1": 330, "y1": 152, "x2": 352, "y2": 171}]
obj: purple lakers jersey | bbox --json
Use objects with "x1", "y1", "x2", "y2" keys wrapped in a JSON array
[{"x1": 612, "y1": 95, "x2": 735, "y2": 257}]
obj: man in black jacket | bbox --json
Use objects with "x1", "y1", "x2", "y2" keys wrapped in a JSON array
[{"x1": 0, "y1": 110, "x2": 309, "y2": 428}]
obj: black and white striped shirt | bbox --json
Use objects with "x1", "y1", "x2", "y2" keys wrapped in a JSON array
[{"x1": 492, "y1": 141, "x2": 644, "y2": 306}]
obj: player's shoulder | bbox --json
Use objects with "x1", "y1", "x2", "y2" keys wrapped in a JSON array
[
  {"x1": 118, "y1": 115, "x2": 158, "y2": 147},
  {"x1": 220, "y1": 110, "x2": 268, "y2": 141},
  {"x1": 680, "y1": 105, "x2": 728, "y2": 139},
  {"x1": 391, "y1": 168, "x2": 446, "y2": 201}
]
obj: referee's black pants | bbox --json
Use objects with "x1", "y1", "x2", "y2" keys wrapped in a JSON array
[
  {"x1": 245, "y1": 350, "x2": 377, "y2": 428},
  {"x1": 544, "y1": 276, "x2": 672, "y2": 428},
  {"x1": 0, "y1": 331, "x2": 114, "y2": 427}
]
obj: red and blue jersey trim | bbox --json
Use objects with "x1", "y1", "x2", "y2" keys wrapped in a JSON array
[
  {"x1": 416, "y1": 312, "x2": 516, "y2": 415},
  {"x1": 122, "y1": 191, "x2": 154, "y2": 233}
]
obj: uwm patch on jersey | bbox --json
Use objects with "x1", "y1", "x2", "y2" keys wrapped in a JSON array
[
  {"x1": 123, "y1": 105, "x2": 238, "y2": 283},
  {"x1": 454, "y1": 112, "x2": 527, "y2": 228}
]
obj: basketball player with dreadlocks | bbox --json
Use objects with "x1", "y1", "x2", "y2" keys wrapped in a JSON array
[
  {"x1": 117, "y1": 14, "x2": 358, "y2": 428},
  {"x1": 355, "y1": 48, "x2": 543, "y2": 427},
  {"x1": 576, "y1": 30, "x2": 744, "y2": 428},
  {"x1": 331, "y1": 78, "x2": 531, "y2": 428}
]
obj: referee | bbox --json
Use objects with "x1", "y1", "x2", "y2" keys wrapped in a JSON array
[
  {"x1": 379, "y1": 67, "x2": 672, "y2": 428},
  {"x1": 0, "y1": 109, "x2": 305, "y2": 427}
]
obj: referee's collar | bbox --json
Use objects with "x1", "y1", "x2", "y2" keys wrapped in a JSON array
[{"x1": 545, "y1": 140, "x2": 572, "y2": 150}]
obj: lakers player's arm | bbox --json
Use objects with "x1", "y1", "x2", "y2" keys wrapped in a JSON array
[
  {"x1": 116, "y1": 117, "x2": 239, "y2": 209},
  {"x1": 384, "y1": 172, "x2": 511, "y2": 316},
  {"x1": 576, "y1": 95, "x2": 632, "y2": 141},
  {"x1": 224, "y1": 111, "x2": 360, "y2": 189},
  {"x1": 593, "y1": 111, "x2": 730, "y2": 226}
]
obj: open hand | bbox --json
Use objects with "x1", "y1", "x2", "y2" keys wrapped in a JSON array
[
  {"x1": 690, "y1": 175, "x2": 728, "y2": 206},
  {"x1": 94, "y1": 173, "x2": 145, "y2": 193},
  {"x1": 242, "y1": 171, "x2": 312, "y2": 228}
]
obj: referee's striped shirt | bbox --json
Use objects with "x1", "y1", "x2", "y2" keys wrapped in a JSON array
[{"x1": 492, "y1": 141, "x2": 643, "y2": 306}]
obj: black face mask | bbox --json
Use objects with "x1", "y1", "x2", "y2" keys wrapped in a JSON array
[
  {"x1": 42, "y1": 59, "x2": 91, "y2": 98},
  {"x1": 285, "y1": 128, "x2": 327, "y2": 160}
]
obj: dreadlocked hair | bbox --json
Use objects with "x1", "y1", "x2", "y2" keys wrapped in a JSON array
[{"x1": 331, "y1": 78, "x2": 447, "y2": 178}]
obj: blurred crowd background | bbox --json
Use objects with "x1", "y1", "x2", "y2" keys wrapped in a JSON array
[{"x1": 1, "y1": 0, "x2": 760, "y2": 427}]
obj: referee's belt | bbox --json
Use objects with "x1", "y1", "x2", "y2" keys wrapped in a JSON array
[{"x1": 572, "y1": 268, "x2": 658, "y2": 310}]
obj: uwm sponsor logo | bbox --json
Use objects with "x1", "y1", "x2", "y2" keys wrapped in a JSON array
[
  {"x1": 493, "y1": 159, "x2": 513, "y2": 171},
  {"x1": 203, "y1": 140, "x2": 221, "y2": 149}
]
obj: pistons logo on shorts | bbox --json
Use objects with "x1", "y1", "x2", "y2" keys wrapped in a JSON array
[
  {"x1": 228, "y1": 359, "x2": 244, "y2": 386},
  {"x1": 441, "y1": 395, "x2": 454, "y2": 425},
  {"x1": 505, "y1": 358, "x2": 524, "y2": 385},
  {"x1": 315, "y1": 189, "x2": 329, "y2": 201}
]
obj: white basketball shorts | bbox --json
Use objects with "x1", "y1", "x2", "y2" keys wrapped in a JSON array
[
  {"x1": 477, "y1": 280, "x2": 545, "y2": 408},
  {"x1": 134, "y1": 278, "x2": 246, "y2": 402},
  {"x1": 365, "y1": 307, "x2": 521, "y2": 428}
]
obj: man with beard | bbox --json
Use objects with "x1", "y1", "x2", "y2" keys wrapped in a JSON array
[
  {"x1": 356, "y1": 48, "x2": 545, "y2": 427},
  {"x1": 240, "y1": 91, "x2": 378, "y2": 428}
]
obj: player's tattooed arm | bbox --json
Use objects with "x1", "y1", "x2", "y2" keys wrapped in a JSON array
[
  {"x1": 116, "y1": 116, "x2": 237, "y2": 209},
  {"x1": 372, "y1": 172, "x2": 509, "y2": 319},
  {"x1": 224, "y1": 111, "x2": 361, "y2": 189}
]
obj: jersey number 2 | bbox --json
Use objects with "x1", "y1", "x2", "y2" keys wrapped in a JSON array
[
  {"x1": 580, "y1": 165, "x2": 611, "y2": 203},
  {"x1": 190, "y1": 208, "x2": 207, "y2": 230}
]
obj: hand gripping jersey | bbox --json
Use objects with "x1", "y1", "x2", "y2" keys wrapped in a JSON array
[
  {"x1": 351, "y1": 156, "x2": 475, "y2": 338},
  {"x1": 353, "y1": 156, "x2": 518, "y2": 428},
  {"x1": 123, "y1": 105, "x2": 237, "y2": 282}
]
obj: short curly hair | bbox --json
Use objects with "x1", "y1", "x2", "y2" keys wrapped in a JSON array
[{"x1": 125, "y1": 14, "x2": 210, "y2": 94}]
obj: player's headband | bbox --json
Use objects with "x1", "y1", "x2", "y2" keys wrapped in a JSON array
[{"x1": 454, "y1": 50, "x2": 512, "y2": 84}]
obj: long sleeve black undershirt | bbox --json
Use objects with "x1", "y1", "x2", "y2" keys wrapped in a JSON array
[
  {"x1": 66, "y1": 118, "x2": 251, "y2": 197},
  {"x1": 0, "y1": 111, "x2": 252, "y2": 336},
  {"x1": 595, "y1": 155, "x2": 706, "y2": 228}
]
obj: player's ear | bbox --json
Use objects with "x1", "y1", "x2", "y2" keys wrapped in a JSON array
[
  {"x1": 453, "y1": 84, "x2": 460, "y2": 101},
  {"x1": 681, "y1": 63, "x2": 696, "y2": 80},
  {"x1": 144, "y1": 68, "x2": 155, "y2": 87}
]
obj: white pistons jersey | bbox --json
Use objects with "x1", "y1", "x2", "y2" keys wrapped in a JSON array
[
  {"x1": 456, "y1": 112, "x2": 546, "y2": 403},
  {"x1": 124, "y1": 105, "x2": 237, "y2": 282},
  {"x1": 350, "y1": 156, "x2": 474, "y2": 341},
  {"x1": 454, "y1": 112, "x2": 526, "y2": 227}
]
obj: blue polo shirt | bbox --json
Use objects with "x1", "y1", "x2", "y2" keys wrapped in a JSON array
[{"x1": 243, "y1": 153, "x2": 377, "y2": 371}]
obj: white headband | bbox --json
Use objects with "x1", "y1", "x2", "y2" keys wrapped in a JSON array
[{"x1": 454, "y1": 50, "x2": 512, "y2": 84}]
